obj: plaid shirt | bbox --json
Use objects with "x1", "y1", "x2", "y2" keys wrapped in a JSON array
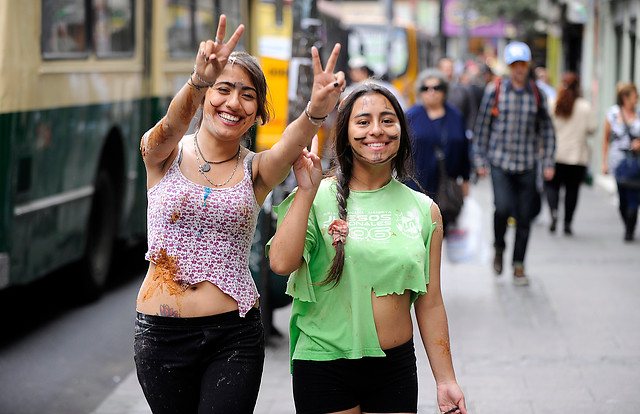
[{"x1": 473, "y1": 78, "x2": 555, "y2": 173}]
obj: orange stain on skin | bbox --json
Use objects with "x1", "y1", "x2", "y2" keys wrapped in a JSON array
[
  {"x1": 140, "y1": 136, "x2": 148, "y2": 158},
  {"x1": 141, "y1": 249, "x2": 186, "y2": 302},
  {"x1": 180, "y1": 88, "x2": 201, "y2": 124},
  {"x1": 437, "y1": 339, "x2": 451, "y2": 357},
  {"x1": 141, "y1": 118, "x2": 175, "y2": 160}
]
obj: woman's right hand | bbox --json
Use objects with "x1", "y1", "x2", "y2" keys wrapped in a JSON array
[
  {"x1": 293, "y1": 135, "x2": 322, "y2": 194},
  {"x1": 194, "y1": 15, "x2": 245, "y2": 86}
]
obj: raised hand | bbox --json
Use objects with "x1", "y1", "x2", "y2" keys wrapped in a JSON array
[
  {"x1": 194, "y1": 15, "x2": 245, "y2": 85},
  {"x1": 293, "y1": 135, "x2": 322, "y2": 194},
  {"x1": 306, "y1": 44, "x2": 347, "y2": 120}
]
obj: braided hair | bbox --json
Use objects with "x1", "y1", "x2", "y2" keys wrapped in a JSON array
[{"x1": 320, "y1": 82, "x2": 415, "y2": 287}]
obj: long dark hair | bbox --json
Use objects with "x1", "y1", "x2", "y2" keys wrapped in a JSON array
[
  {"x1": 554, "y1": 72, "x2": 580, "y2": 118},
  {"x1": 320, "y1": 82, "x2": 414, "y2": 287}
]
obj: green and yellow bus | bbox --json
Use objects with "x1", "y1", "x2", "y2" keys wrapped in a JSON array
[{"x1": 0, "y1": 0, "x2": 249, "y2": 298}]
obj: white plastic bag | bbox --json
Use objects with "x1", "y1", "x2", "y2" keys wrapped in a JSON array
[{"x1": 445, "y1": 197, "x2": 489, "y2": 263}]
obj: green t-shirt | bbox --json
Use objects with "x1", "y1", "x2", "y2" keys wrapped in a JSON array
[{"x1": 271, "y1": 178, "x2": 436, "y2": 368}]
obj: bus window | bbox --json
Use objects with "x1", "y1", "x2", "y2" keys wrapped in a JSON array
[
  {"x1": 41, "y1": 0, "x2": 90, "y2": 59},
  {"x1": 166, "y1": 0, "x2": 217, "y2": 59},
  {"x1": 389, "y1": 28, "x2": 409, "y2": 79},
  {"x1": 348, "y1": 27, "x2": 386, "y2": 76},
  {"x1": 347, "y1": 26, "x2": 409, "y2": 81},
  {"x1": 93, "y1": 0, "x2": 135, "y2": 58},
  {"x1": 194, "y1": 0, "x2": 217, "y2": 48}
]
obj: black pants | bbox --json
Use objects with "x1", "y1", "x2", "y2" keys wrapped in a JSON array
[
  {"x1": 491, "y1": 167, "x2": 538, "y2": 265},
  {"x1": 134, "y1": 308, "x2": 265, "y2": 414},
  {"x1": 544, "y1": 163, "x2": 586, "y2": 227}
]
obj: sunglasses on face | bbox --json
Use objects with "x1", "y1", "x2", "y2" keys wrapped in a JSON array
[{"x1": 420, "y1": 84, "x2": 443, "y2": 92}]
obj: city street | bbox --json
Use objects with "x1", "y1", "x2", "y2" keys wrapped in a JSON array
[
  {"x1": 94, "y1": 178, "x2": 640, "y2": 414},
  {"x1": 1, "y1": 178, "x2": 639, "y2": 414},
  {"x1": 0, "y1": 244, "x2": 147, "y2": 414},
  {"x1": 2, "y1": 2, "x2": 639, "y2": 414}
]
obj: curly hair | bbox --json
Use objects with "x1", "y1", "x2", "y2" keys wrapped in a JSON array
[{"x1": 320, "y1": 82, "x2": 415, "y2": 287}]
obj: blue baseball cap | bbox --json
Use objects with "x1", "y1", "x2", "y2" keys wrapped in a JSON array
[{"x1": 504, "y1": 41, "x2": 531, "y2": 65}]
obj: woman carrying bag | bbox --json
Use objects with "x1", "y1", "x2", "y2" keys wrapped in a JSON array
[
  {"x1": 602, "y1": 82, "x2": 640, "y2": 241},
  {"x1": 405, "y1": 69, "x2": 470, "y2": 234}
]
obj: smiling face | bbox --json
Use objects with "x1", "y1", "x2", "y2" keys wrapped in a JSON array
[
  {"x1": 202, "y1": 64, "x2": 258, "y2": 141},
  {"x1": 347, "y1": 93, "x2": 401, "y2": 167}
]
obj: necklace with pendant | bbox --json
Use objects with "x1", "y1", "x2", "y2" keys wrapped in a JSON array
[
  {"x1": 193, "y1": 132, "x2": 241, "y2": 187},
  {"x1": 194, "y1": 130, "x2": 241, "y2": 172}
]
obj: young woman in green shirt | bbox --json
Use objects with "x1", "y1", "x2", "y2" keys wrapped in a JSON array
[{"x1": 269, "y1": 82, "x2": 467, "y2": 414}]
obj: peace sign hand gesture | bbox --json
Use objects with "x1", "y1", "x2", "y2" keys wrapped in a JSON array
[
  {"x1": 193, "y1": 14, "x2": 245, "y2": 86},
  {"x1": 306, "y1": 44, "x2": 347, "y2": 121},
  {"x1": 293, "y1": 135, "x2": 323, "y2": 195}
]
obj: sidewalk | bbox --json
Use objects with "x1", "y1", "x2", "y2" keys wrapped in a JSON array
[{"x1": 92, "y1": 178, "x2": 640, "y2": 414}]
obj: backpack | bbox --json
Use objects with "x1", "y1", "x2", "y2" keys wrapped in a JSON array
[{"x1": 491, "y1": 77, "x2": 545, "y2": 133}]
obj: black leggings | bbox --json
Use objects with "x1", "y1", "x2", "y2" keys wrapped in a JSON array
[{"x1": 134, "y1": 308, "x2": 265, "y2": 414}]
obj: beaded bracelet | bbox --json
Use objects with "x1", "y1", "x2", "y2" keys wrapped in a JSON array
[
  {"x1": 188, "y1": 78, "x2": 207, "y2": 90},
  {"x1": 191, "y1": 65, "x2": 214, "y2": 88},
  {"x1": 305, "y1": 101, "x2": 328, "y2": 127}
]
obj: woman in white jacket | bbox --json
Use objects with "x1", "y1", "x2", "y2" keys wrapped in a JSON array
[{"x1": 544, "y1": 72, "x2": 597, "y2": 235}]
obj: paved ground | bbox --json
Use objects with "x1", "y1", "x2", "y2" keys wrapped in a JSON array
[{"x1": 92, "y1": 177, "x2": 640, "y2": 414}]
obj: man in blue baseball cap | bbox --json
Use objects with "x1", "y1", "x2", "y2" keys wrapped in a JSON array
[
  {"x1": 504, "y1": 41, "x2": 532, "y2": 65},
  {"x1": 503, "y1": 41, "x2": 532, "y2": 91},
  {"x1": 472, "y1": 41, "x2": 556, "y2": 285}
]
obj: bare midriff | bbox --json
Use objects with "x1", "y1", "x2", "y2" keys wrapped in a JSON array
[
  {"x1": 371, "y1": 291, "x2": 414, "y2": 350},
  {"x1": 136, "y1": 262, "x2": 244, "y2": 318}
]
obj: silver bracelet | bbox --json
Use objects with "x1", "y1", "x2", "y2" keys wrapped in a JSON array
[
  {"x1": 305, "y1": 101, "x2": 327, "y2": 126},
  {"x1": 192, "y1": 65, "x2": 214, "y2": 87}
]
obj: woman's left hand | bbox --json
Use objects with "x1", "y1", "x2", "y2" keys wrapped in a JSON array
[
  {"x1": 631, "y1": 138, "x2": 640, "y2": 152},
  {"x1": 293, "y1": 135, "x2": 322, "y2": 194},
  {"x1": 437, "y1": 382, "x2": 468, "y2": 414},
  {"x1": 306, "y1": 44, "x2": 347, "y2": 120}
]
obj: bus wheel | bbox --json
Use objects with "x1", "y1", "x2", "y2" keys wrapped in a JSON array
[{"x1": 78, "y1": 170, "x2": 117, "y2": 301}]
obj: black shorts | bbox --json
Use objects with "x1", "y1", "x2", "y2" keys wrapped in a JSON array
[{"x1": 292, "y1": 338, "x2": 418, "y2": 414}]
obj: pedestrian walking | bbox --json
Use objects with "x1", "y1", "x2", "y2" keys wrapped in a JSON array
[
  {"x1": 602, "y1": 82, "x2": 640, "y2": 241},
  {"x1": 473, "y1": 41, "x2": 556, "y2": 285},
  {"x1": 438, "y1": 57, "x2": 478, "y2": 139},
  {"x1": 268, "y1": 82, "x2": 467, "y2": 414},
  {"x1": 133, "y1": 14, "x2": 346, "y2": 414},
  {"x1": 535, "y1": 66, "x2": 557, "y2": 102},
  {"x1": 544, "y1": 72, "x2": 597, "y2": 235},
  {"x1": 406, "y1": 69, "x2": 470, "y2": 233}
]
